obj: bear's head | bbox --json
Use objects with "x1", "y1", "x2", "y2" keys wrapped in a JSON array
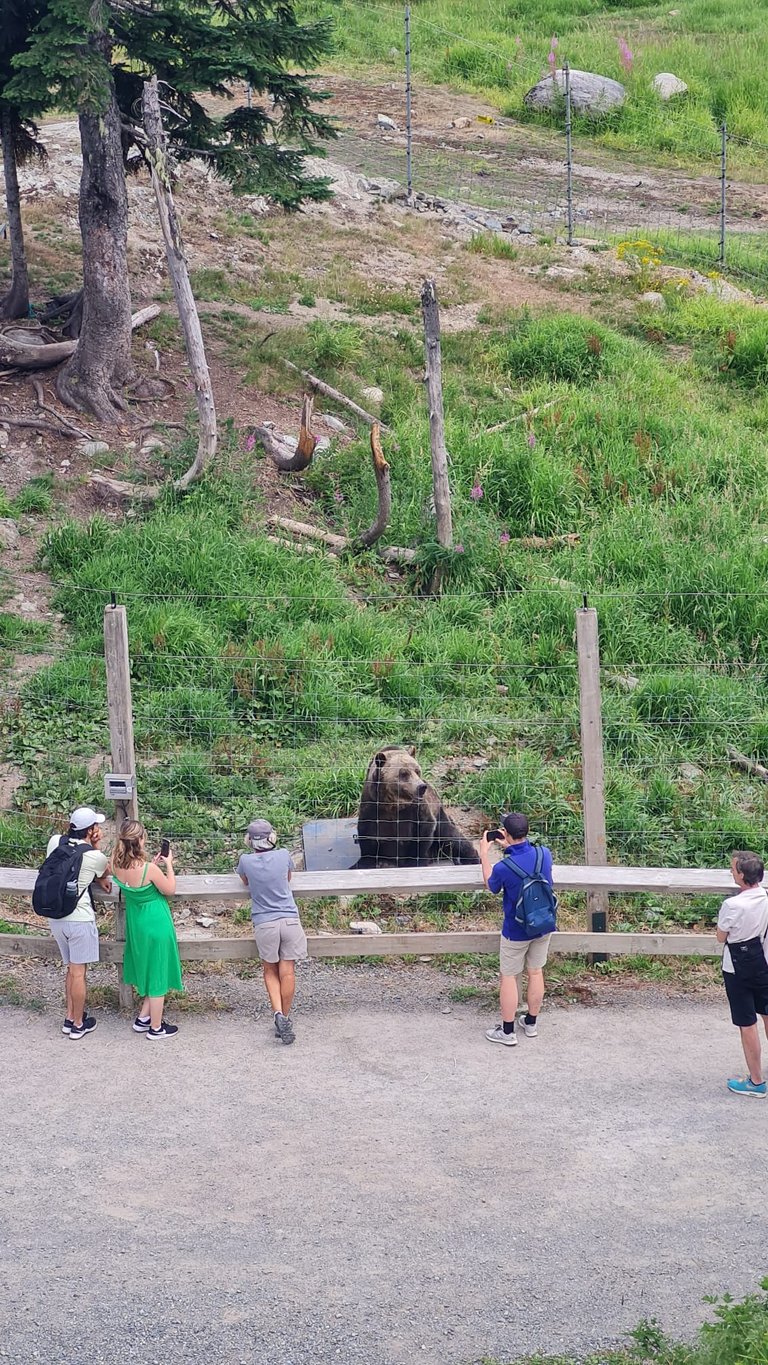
[{"x1": 369, "y1": 746, "x2": 428, "y2": 802}]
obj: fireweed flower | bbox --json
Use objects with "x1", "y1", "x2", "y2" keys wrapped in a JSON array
[
  {"x1": 245, "y1": 433, "x2": 256, "y2": 452},
  {"x1": 618, "y1": 37, "x2": 633, "y2": 74},
  {"x1": 548, "y1": 36, "x2": 558, "y2": 75},
  {"x1": 500, "y1": 531, "x2": 511, "y2": 545},
  {"x1": 470, "y1": 482, "x2": 484, "y2": 500},
  {"x1": 527, "y1": 429, "x2": 536, "y2": 448},
  {"x1": 454, "y1": 544, "x2": 465, "y2": 554}
]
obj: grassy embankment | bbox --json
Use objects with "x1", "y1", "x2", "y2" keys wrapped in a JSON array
[
  {"x1": 3, "y1": 252, "x2": 768, "y2": 945},
  {"x1": 299, "y1": 0, "x2": 768, "y2": 165}
]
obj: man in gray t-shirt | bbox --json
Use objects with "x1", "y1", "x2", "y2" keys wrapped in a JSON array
[{"x1": 237, "y1": 819, "x2": 307, "y2": 1045}]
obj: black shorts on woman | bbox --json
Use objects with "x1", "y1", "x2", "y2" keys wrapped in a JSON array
[{"x1": 724, "y1": 935, "x2": 768, "y2": 1027}]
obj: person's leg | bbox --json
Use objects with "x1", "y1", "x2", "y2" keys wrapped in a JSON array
[
  {"x1": 262, "y1": 962, "x2": 282, "y2": 1014},
  {"x1": 65, "y1": 965, "x2": 74, "y2": 1022},
  {"x1": 69, "y1": 963, "x2": 87, "y2": 1027},
  {"x1": 141, "y1": 997, "x2": 151, "y2": 1019},
  {"x1": 148, "y1": 996, "x2": 166, "y2": 1031},
  {"x1": 526, "y1": 968, "x2": 545, "y2": 1017},
  {"x1": 499, "y1": 971, "x2": 519, "y2": 1023},
  {"x1": 739, "y1": 1023, "x2": 763, "y2": 1084},
  {"x1": 762, "y1": 1013, "x2": 768, "y2": 1041},
  {"x1": 278, "y1": 959, "x2": 296, "y2": 1016}
]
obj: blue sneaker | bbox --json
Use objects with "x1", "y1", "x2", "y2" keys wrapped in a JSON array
[{"x1": 727, "y1": 1076, "x2": 767, "y2": 1097}]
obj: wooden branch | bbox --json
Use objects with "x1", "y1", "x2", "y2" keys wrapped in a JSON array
[
  {"x1": 0, "y1": 306, "x2": 161, "y2": 371},
  {"x1": 268, "y1": 516, "x2": 347, "y2": 550},
  {"x1": 485, "y1": 400, "x2": 556, "y2": 435},
  {"x1": 141, "y1": 78, "x2": 216, "y2": 493},
  {"x1": 381, "y1": 545, "x2": 417, "y2": 565},
  {"x1": 266, "y1": 535, "x2": 332, "y2": 556},
  {"x1": 30, "y1": 378, "x2": 94, "y2": 440},
  {"x1": 727, "y1": 746, "x2": 768, "y2": 782},
  {"x1": 255, "y1": 392, "x2": 317, "y2": 472},
  {"x1": 281, "y1": 359, "x2": 392, "y2": 436},
  {"x1": 0, "y1": 414, "x2": 84, "y2": 437},
  {"x1": 356, "y1": 423, "x2": 392, "y2": 549},
  {"x1": 517, "y1": 532, "x2": 580, "y2": 550}
]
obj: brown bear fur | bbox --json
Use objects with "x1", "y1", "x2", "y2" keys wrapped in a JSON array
[{"x1": 355, "y1": 746, "x2": 480, "y2": 868}]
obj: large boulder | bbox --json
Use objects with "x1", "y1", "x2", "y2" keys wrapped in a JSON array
[
  {"x1": 652, "y1": 72, "x2": 688, "y2": 100},
  {"x1": 524, "y1": 69, "x2": 626, "y2": 117}
]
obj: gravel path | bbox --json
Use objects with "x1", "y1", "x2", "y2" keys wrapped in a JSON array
[{"x1": 0, "y1": 974, "x2": 762, "y2": 1365}]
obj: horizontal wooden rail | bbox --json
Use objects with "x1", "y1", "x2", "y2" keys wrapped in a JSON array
[
  {"x1": 0, "y1": 931, "x2": 720, "y2": 962},
  {"x1": 0, "y1": 862, "x2": 736, "y2": 901}
]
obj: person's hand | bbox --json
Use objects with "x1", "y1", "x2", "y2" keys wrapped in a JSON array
[{"x1": 482, "y1": 830, "x2": 494, "y2": 844}]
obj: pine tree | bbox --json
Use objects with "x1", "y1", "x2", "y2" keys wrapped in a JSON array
[
  {"x1": 10, "y1": 0, "x2": 334, "y2": 419},
  {"x1": 0, "y1": 1, "x2": 49, "y2": 320}
]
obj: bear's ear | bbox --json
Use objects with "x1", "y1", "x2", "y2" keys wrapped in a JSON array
[
  {"x1": 406, "y1": 744, "x2": 417, "y2": 757},
  {"x1": 374, "y1": 751, "x2": 388, "y2": 769}
]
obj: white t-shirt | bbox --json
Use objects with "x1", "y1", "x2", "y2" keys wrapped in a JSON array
[
  {"x1": 46, "y1": 836, "x2": 108, "y2": 923},
  {"x1": 717, "y1": 884, "x2": 768, "y2": 973}
]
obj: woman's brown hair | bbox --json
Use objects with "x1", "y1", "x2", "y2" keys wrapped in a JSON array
[{"x1": 114, "y1": 819, "x2": 146, "y2": 870}]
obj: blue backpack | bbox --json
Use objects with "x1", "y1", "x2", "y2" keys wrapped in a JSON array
[{"x1": 503, "y1": 846, "x2": 558, "y2": 939}]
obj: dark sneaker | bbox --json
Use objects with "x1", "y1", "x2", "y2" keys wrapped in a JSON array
[
  {"x1": 69, "y1": 1017, "x2": 97, "y2": 1040},
  {"x1": 63, "y1": 1013, "x2": 95, "y2": 1035},
  {"x1": 276, "y1": 1013, "x2": 295, "y2": 1045},
  {"x1": 274, "y1": 1013, "x2": 282, "y2": 1038},
  {"x1": 147, "y1": 1022, "x2": 179, "y2": 1040},
  {"x1": 132, "y1": 1015, "x2": 152, "y2": 1033}
]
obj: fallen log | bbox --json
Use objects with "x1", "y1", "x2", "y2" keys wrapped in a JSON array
[
  {"x1": 485, "y1": 400, "x2": 556, "y2": 435},
  {"x1": 255, "y1": 392, "x2": 317, "y2": 472},
  {"x1": 266, "y1": 535, "x2": 332, "y2": 556},
  {"x1": 281, "y1": 359, "x2": 393, "y2": 436},
  {"x1": 727, "y1": 746, "x2": 768, "y2": 783},
  {"x1": 0, "y1": 305, "x2": 161, "y2": 371},
  {"x1": 517, "y1": 532, "x2": 580, "y2": 550},
  {"x1": 268, "y1": 516, "x2": 347, "y2": 550}
]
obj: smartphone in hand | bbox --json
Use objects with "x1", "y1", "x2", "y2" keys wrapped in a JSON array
[{"x1": 160, "y1": 837, "x2": 170, "y2": 858}]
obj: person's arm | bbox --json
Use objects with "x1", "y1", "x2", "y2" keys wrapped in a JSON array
[
  {"x1": 91, "y1": 850, "x2": 112, "y2": 893},
  {"x1": 716, "y1": 897, "x2": 734, "y2": 945},
  {"x1": 716, "y1": 926, "x2": 728, "y2": 943},
  {"x1": 237, "y1": 854, "x2": 249, "y2": 887},
  {"x1": 148, "y1": 850, "x2": 176, "y2": 896}
]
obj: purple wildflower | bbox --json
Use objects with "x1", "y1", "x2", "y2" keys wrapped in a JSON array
[
  {"x1": 470, "y1": 481, "x2": 484, "y2": 501},
  {"x1": 245, "y1": 433, "x2": 256, "y2": 452},
  {"x1": 500, "y1": 530, "x2": 511, "y2": 545},
  {"x1": 454, "y1": 543, "x2": 465, "y2": 554},
  {"x1": 334, "y1": 489, "x2": 345, "y2": 504},
  {"x1": 618, "y1": 37, "x2": 633, "y2": 74},
  {"x1": 547, "y1": 36, "x2": 558, "y2": 76},
  {"x1": 527, "y1": 429, "x2": 536, "y2": 449}
]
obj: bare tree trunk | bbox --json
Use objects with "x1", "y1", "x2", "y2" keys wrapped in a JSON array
[
  {"x1": 421, "y1": 278, "x2": 452, "y2": 591},
  {"x1": 0, "y1": 109, "x2": 30, "y2": 321},
  {"x1": 357, "y1": 424, "x2": 391, "y2": 548},
  {"x1": 141, "y1": 76, "x2": 216, "y2": 490},
  {"x1": 56, "y1": 27, "x2": 132, "y2": 421}
]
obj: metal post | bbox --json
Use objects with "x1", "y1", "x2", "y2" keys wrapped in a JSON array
[
  {"x1": 564, "y1": 61, "x2": 574, "y2": 247},
  {"x1": 576, "y1": 605, "x2": 608, "y2": 961},
  {"x1": 405, "y1": 4, "x2": 413, "y2": 205},
  {"x1": 104, "y1": 604, "x2": 138, "y2": 1009},
  {"x1": 718, "y1": 121, "x2": 727, "y2": 269}
]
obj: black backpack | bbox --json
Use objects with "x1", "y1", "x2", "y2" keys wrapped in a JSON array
[{"x1": 32, "y1": 837, "x2": 91, "y2": 920}]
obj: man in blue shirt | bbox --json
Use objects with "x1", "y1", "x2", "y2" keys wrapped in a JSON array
[{"x1": 479, "y1": 812, "x2": 555, "y2": 1047}]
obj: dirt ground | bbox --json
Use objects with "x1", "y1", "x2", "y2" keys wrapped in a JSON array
[{"x1": 0, "y1": 984, "x2": 762, "y2": 1365}]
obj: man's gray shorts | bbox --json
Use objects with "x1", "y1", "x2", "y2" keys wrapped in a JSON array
[
  {"x1": 253, "y1": 917, "x2": 307, "y2": 964},
  {"x1": 48, "y1": 919, "x2": 100, "y2": 965}
]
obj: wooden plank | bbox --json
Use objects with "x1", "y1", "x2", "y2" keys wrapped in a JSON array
[
  {"x1": 0, "y1": 929, "x2": 721, "y2": 963},
  {"x1": 576, "y1": 606, "x2": 609, "y2": 936},
  {"x1": 104, "y1": 604, "x2": 138, "y2": 1009},
  {"x1": 0, "y1": 862, "x2": 737, "y2": 900}
]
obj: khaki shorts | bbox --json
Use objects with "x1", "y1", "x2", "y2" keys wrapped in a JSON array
[
  {"x1": 499, "y1": 932, "x2": 552, "y2": 977},
  {"x1": 48, "y1": 919, "x2": 100, "y2": 966},
  {"x1": 253, "y1": 917, "x2": 307, "y2": 964}
]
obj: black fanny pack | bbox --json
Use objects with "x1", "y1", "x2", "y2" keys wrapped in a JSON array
[{"x1": 729, "y1": 934, "x2": 768, "y2": 980}]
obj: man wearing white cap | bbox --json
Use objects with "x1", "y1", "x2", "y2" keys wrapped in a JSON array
[
  {"x1": 237, "y1": 818, "x2": 307, "y2": 1045},
  {"x1": 45, "y1": 807, "x2": 112, "y2": 1040}
]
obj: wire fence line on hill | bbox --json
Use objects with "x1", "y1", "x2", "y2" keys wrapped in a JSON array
[
  {"x1": 322, "y1": 3, "x2": 768, "y2": 291},
  {"x1": 3, "y1": 599, "x2": 768, "y2": 886}
]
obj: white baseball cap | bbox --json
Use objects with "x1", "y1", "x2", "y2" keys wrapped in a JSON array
[{"x1": 69, "y1": 806, "x2": 107, "y2": 831}]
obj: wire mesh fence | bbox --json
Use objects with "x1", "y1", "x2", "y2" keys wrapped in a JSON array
[{"x1": 3, "y1": 594, "x2": 768, "y2": 886}]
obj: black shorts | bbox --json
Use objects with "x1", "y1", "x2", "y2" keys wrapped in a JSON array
[{"x1": 723, "y1": 969, "x2": 768, "y2": 1028}]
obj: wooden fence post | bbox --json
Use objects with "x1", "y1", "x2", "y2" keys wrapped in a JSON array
[
  {"x1": 104, "y1": 604, "x2": 138, "y2": 1009},
  {"x1": 420, "y1": 279, "x2": 453, "y2": 589},
  {"x1": 576, "y1": 605, "x2": 608, "y2": 958}
]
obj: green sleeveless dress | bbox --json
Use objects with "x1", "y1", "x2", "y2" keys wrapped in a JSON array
[{"x1": 113, "y1": 863, "x2": 183, "y2": 997}]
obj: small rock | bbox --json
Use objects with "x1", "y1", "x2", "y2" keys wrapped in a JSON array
[
  {"x1": 0, "y1": 518, "x2": 20, "y2": 550},
  {"x1": 639, "y1": 290, "x2": 666, "y2": 309},
  {"x1": 652, "y1": 72, "x2": 688, "y2": 100},
  {"x1": 546, "y1": 265, "x2": 581, "y2": 279},
  {"x1": 497, "y1": 685, "x2": 508, "y2": 695},
  {"x1": 388, "y1": 46, "x2": 400, "y2": 59},
  {"x1": 451, "y1": 116, "x2": 471, "y2": 129},
  {"x1": 679, "y1": 762, "x2": 704, "y2": 782},
  {"x1": 362, "y1": 385, "x2": 384, "y2": 406},
  {"x1": 141, "y1": 436, "x2": 165, "y2": 454},
  {"x1": 196, "y1": 915, "x2": 215, "y2": 928},
  {"x1": 349, "y1": 921, "x2": 383, "y2": 935},
  {"x1": 323, "y1": 415, "x2": 347, "y2": 433},
  {"x1": 441, "y1": 1007, "x2": 453, "y2": 1015},
  {"x1": 0, "y1": 428, "x2": 8, "y2": 449},
  {"x1": 60, "y1": 459, "x2": 71, "y2": 469},
  {"x1": 472, "y1": 757, "x2": 489, "y2": 769},
  {"x1": 376, "y1": 114, "x2": 398, "y2": 131},
  {"x1": 419, "y1": 955, "x2": 432, "y2": 963},
  {"x1": 79, "y1": 440, "x2": 109, "y2": 457}
]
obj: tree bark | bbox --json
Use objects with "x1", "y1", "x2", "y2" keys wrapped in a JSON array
[
  {"x1": 420, "y1": 279, "x2": 452, "y2": 549},
  {"x1": 56, "y1": 28, "x2": 132, "y2": 421},
  {"x1": 356, "y1": 424, "x2": 391, "y2": 549},
  {"x1": 255, "y1": 393, "x2": 316, "y2": 472},
  {"x1": 0, "y1": 109, "x2": 30, "y2": 321}
]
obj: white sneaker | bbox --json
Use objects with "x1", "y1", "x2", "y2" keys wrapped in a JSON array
[
  {"x1": 485, "y1": 1023, "x2": 517, "y2": 1046},
  {"x1": 520, "y1": 1018, "x2": 538, "y2": 1038}
]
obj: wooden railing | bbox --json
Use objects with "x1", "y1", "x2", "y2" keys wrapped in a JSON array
[{"x1": 0, "y1": 862, "x2": 726, "y2": 965}]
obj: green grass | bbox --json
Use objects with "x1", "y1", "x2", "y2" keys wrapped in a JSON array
[
  {"x1": 4, "y1": 290, "x2": 768, "y2": 885},
  {"x1": 298, "y1": 0, "x2": 768, "y2": 165}
]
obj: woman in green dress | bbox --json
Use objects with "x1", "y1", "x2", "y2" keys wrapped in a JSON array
[{"x1": 112, "y1": 820, "x2": 183, "y2": 1039}]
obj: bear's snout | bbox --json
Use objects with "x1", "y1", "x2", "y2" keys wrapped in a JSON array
[{"x1": 416, "y1": 782, "x2": 428, "y2": 798}]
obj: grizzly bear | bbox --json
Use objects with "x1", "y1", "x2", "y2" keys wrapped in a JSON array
[{"x1": 355, "y1": 746, "x2": 480, "y2": 868}]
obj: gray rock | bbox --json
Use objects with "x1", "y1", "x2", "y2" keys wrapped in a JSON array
[
  {"x1": 524, "y1": 69, "x2": 627, "y2": 117},
  {"x1": 0, "y1": 518, "x2": 20, "y2": 550},
  {"x1": 362, "y1": 385, "x2": 384, "y2": 406},
  {"x1": 376, "y1": 114, "x2": 398, "y2": 131},
  {"x1": 349, "y1": 921, "x2": 383, "y2": 935},
  {"x1": 451, "y1": 116, "x2": 471, "y2": 129},
  {"x1": 652, "y1": 72, "x2": 688, "y2": 100},
  {"x1": 79, "y1": 439, "x2": 110, "y2": 457},
  {"x1": 323, "y1": 415, "x2": 347, "y2": 434},
  {"x1": 639, "y1": 290, "x2": 666, "y2": 309},
  {"x1": 679, "y1": 762, "x2": 704, "y2": 783}
]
